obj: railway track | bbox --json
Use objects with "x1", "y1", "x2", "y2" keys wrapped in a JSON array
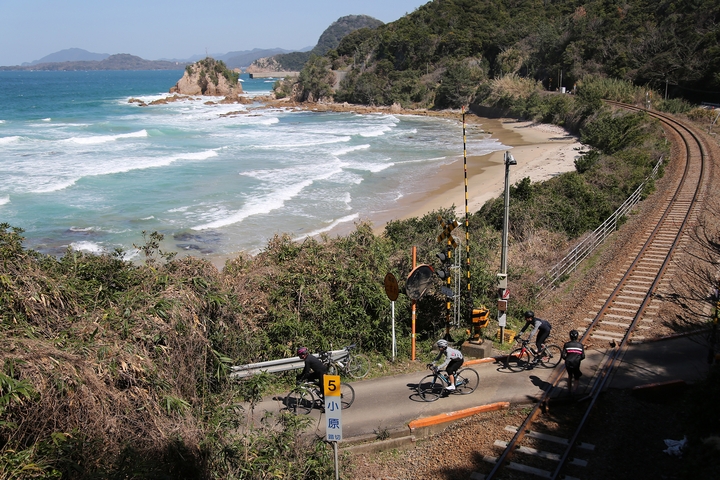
[{"x1": 475, "y1": 104, "x2": 712, "y2": 480}]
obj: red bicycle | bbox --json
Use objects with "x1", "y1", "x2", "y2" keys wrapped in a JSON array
[{"x1": 504, "y1": 338, "x2": 561, "y2": 371}]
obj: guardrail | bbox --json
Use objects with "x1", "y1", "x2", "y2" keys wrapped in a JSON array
[
  {"x1": 229, "y1": 349, "x2": 348, "y2": 379},
  {"x1": 535, "y1": 155, "x2": 664, "y2": 298}
]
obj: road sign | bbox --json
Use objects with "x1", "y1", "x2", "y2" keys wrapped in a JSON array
[
  {"x1": 324, "y1": 375, "x2": 342, "y2": 442},
  {"x1": 384, "y1": 272, "x2": 399, "y2": 301},
  {"x1": 502, "y1": 289, "x2": 510, "y2": 300}
]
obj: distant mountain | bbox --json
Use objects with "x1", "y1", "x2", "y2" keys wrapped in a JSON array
[
  {"x1": 1, "y1": 54, "x2": 185, "y2": 71},
  {"x1": 24, "y1": 48, "x2": 109, "y2": 66},
  {"x1": 218, "y1": 48, "x2": 294, "y2": 69}
]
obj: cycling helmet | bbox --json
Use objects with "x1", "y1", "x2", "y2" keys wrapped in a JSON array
[
  {"x1": 437, "y1": 339, "x2": 448, "y2": 348},
  {"x1": 569, "y1": 330, "x2": 579, "y2": 341},
  {"x1": 297, "y1": 346, "x2": 308, "y2": 357},
  {"x1": 524, "y1": 310, "x2": 535, "y2": 320}
]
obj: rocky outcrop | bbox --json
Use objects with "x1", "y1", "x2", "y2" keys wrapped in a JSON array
[
  {"x1": 245, "y1": 57, "x2": 284, "y2": 73},
  {"x1": 169, "y1": 58, "x2": 243, "y2": 96}
]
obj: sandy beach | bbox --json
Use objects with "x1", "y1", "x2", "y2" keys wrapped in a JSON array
[
  {"x1": 358, "y1": 114, "x2": 583, "y2": 234},
  {"x1": 206, "y1": 112, "x2": 583, "y2": 269}
]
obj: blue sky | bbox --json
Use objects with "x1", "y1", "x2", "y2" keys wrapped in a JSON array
[{"x1": 0, "y1": 0, "x2": 430, "y2": 66}]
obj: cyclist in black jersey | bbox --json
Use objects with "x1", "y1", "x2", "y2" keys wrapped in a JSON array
[
  {"x1": 519, "y1": 311, "x2": 552, "y2": 355},
  {"x1": 296, "y1": 346, "x2": 328, "y2": 388}
]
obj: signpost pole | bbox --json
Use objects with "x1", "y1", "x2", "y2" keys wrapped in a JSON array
[
  {"x1": 384, "y1": 272, "x2": 399, "y2": 362},
  {"x1": 324, "y1": 374, "x2": 342, "y2": 479},
  {"x1": 411, "y1": 246, "x2": 417, "y2": 361},
  {"x1": 333, "y1": 442, "x2": 339, "y2": 480},
  {"x1": 391, "y1": 300, "x2": 396, "y2": 361}
]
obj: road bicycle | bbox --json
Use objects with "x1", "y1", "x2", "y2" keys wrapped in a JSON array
[
  {"x1": 322, "y1": 344, "x2": 370, "y2": 379},
  {"x1": 417, "y1": 365, "x2": 479, "y2": 402},
  {"x1": 504, "y1": 338, "x2": 562, "y2": 372},
  {"x1": 284, "y1": 380, "x2": 355, "y2": 415}
]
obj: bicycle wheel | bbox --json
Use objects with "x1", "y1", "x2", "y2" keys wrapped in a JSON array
[
  {"x1": 340, "y1": 383, "x2": 355, "y2": 409},
  {"x1": 346, "y1": 353, "x2": 370, "y2": 379},
  {"x1": 455, "y1": 368, "x2": 479, "y2": 394},
  {"x1": 417, "y1": 374, "x2": 444, "y2": 402},
  {"x1": 284, "y1": 387, "x2": 315, "y2": 415},
  {"x1": 326, "y1": 362, "x2": 339, "y2": 376},
  {"x1": 505, "y1": 348, "x2": 531, "y2": 372},
  {"x1": 540, "y1": 345, "x2": 562, "y2": 368}
]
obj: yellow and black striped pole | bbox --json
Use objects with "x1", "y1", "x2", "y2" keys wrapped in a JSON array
[{"x1": 463, "y1": 106, "x2": 472, "y2": 324}]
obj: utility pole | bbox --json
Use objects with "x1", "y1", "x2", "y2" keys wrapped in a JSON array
[{"x1": 498, "y1": 152, "x2": 516, "y2": 343}]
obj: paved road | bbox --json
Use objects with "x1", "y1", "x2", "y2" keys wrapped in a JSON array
[{"x1": 251, "y1": 333, "x2": 711, "y2": 440}]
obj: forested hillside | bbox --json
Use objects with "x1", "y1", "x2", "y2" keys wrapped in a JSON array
[
  {"x1": 284, "y1": 0, "x2": 720, "y2": 107},
  {"x1": 250, "y1": 15, "x2": 383, "y2": 72}
]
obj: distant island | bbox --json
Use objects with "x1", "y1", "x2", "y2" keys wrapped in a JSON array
[{"x1": 0, "y1": 54, "x2": 185, "y2": 71}]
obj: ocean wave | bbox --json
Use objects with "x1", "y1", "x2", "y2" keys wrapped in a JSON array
[
  {"x1": 193, "y1": 167, "x2": 341, "y2": 230},
  {"x1": 294, "y1": 213, "x2": 360, "y2": 241},
  {"x1": 177, "y1": 149, "x2": 219, "y2": 161},
  {"x1": 0, "y1": 196, "x2": 9, "y2": 206},
  {"x1": 28, "y1": 148, "x2": 219, "y2": 193},
  {"x1": 257, "y1": 136, "x2": 352, "y2": 149},
  {"x1": 344, "y1": 161, "x2": 394, "y2": 173},
  {"x1": 0, "y1": 135, "x2": 22, "y2": 145},
  {"x1": 70, "y1": 241, "x2": 105, "y2": 254},
  {"x1": 358, "y1": 125, "x2": 394, "y2": 138},
  {"x1": 333, "y1": 144, "x2": 370, "y2": 156},
  {"x1": 64, "y1": 129, "x2": 148, "y2": 145}
]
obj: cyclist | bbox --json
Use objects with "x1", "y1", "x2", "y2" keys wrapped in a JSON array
[
  {"x1": 561, "y1": 329, "x2": 585, "y2": 393},
  {"x1": 518, "y1": 311, "x2": 552, "y2": 361},
  {"x1": 296, "y1": 346, "x2": 328, "y2": 390},
  {"x1": 429, "y1": 339, "x2": 464, "y2": 391}
]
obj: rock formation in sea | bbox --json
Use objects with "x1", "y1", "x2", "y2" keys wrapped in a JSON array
[{"x1": 170, "y1": 58, "x2": 243, "y2": 96}]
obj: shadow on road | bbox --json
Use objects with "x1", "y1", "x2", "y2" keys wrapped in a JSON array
[{"x1": 529, "y1": 374, "x2": 551, "y2": 392}]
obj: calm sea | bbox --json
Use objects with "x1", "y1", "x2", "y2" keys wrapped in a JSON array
[{"x1": 0, "y1": 70, "x2": 505, "y2": 261}]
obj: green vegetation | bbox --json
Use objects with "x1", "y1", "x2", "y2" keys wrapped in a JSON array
[
  {"x1": 262, "y1": 15, "x2": 384, "y2": 73},
  {"x1": 279, "y1": 0, "x2": 720, "y2": 107},
  {"x1": 193, "y1": 57, "x2": 239, "y2": 89},
  {"x1": 4, "y1": 0, "x2": 720, "y2": 476},
  {"x1": 0, "y1": 83, "x2": 681, "y2": 475}
]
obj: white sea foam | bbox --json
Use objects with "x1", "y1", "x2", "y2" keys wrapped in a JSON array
[
  {"x1": 177, "y1": 149, "x2": 218, "y2": 161},
  {"x1": 333, "y1": 144, "x2": 370, "y2": 156},
  {"x1": 70, "y1": 241, "x2": 105, "y2": 254},
  {"x1": 294, "y1": 213, "x2": 360, "y2": 241},
  {"x1": 0, "y1": 136, "x2": 21, "y2": 145},
  {"x1": 42, "y1": 118, "x2": 51, "y2": 122},
  {"x1": 0, "y1": 196, "x2": 9, "y2": 206},
  {"x1": 64, "y1": 129, "x2": 148, "y2": 145},
  {"x1": 193, "y1": 166, "x2": 341, "y2": 230},
  {"x1": 345, "y1": 161, "x2": 394, "y2": 173},
  {"x1": 27, "y1": 148, "x2": 219, "y2": 193},
  {"x1": 257, "y1": 136, "x2": 352, "y2": 150},
  {"x1": 358, "y1": 125, "x2": 393, "y2": 137}
]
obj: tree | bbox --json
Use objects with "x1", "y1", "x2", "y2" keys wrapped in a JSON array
[{"x1": 296, "y1": 55, "x2": 336, "y2": 102}]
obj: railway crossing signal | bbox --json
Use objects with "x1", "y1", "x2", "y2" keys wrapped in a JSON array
[
  {"x1": 437, "y1": 217, "x2": 458, "y2": 248},
  {"x1": 436, "y1": 216, "x2": 461, "y2": 337}
]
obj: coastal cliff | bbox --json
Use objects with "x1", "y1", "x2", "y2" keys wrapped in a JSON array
[{"x1": 170, "y1": 57, "x2": 242, "y2": 96}]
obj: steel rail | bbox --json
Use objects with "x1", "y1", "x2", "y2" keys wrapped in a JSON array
[{"x1": 484, "y1": 105, "x2": 707, "y2": 480}]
